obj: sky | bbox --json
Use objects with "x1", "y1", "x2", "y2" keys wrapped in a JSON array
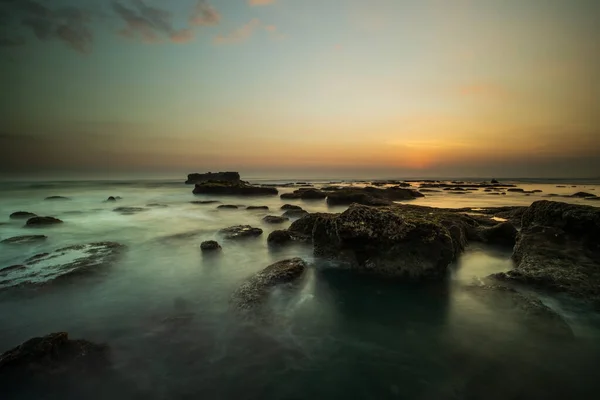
[{"x1": 0, "y1": 0, "x2": 598, "y2": 179}]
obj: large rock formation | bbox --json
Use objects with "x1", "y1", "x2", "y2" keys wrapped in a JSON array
[
  {"x1": 280, "y1": 188, "x2": 327, "y2": 200},
  {"x1": 326, "y1": 186, "x2": 424, "y2": 206},
  {"x1": 491, "y1": 200, "x2": 600, "y2": 307},
  {"x1": 231, "y1": 258, "x2": 307, "y2": 310},
  {"x1": 311, "y1": 204, "x2": 480, "y2": 280},
  {"x1": 185, "y1": 171, "x2": 240, "y2": 184},
  {"x1": 193, "y1": 181, "x2": 278, "y2": 196}
]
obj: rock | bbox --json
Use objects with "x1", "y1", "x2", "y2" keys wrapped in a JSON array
[
  {"x1": 219, "y1": 225, "x2": 263, "y2": 239},
  {"x1": 477, "y1": 222, "x2": 517, "y2": 247},
  {"x1": 1, "y1": 235, "x2": 47, "y2": 244},
  {"x1": 444, "y1": 187, "x2": 466, "y2": 191},
  {"x1": 44, "y1": 196, "x2": 70, "y2": 201},
  {"x1": 112, "y1": 207, "x2": 147, "y2": 215},
  {"x1": 146, "y1": 203, "x2": 168, "y2": 208},
  {"x1": 282, "y1": 209, "x2": 309, "y2": 219},
  {"x1": 262, "y1": 215, "x2": 289, "y2": 224},
  {"x1": 326, "y1": 187, "x2": 422, "y2": 206},
  {"x1": 0, "y1": 242, "x2": 125, "y2": 289},
  {"x1": 463, "y1": 282, "x2": 573, "y2": 338},
  {"x1": 571, "y1": 192, "x2": 596, "y2": 198},
  {"x1": 193, "y1": 180, "x2": 278, "y2": 196},
  {"x1": 0, "y1": 265, "x2": 26, "y2": 275},
  {"x1": 419, "y1": 189, "x2": 441, "y2": 193},
  {"x1": 586, "y1": 197, "x2": 600, "y2": 201},
  {"x1": 0, "y1": 332, "x2": 110, "y2": 382},
  {"x1": 9, "y1": 211, "x2": 37, "y2": 219},
  {"x1": 312, "y1": 204, "x2": 478, "y2": 280},
  {"x1": 281, "y1": 204, "x2": 303, "y2": 210},
  {"x1": 105, "y1": 196, "x2": 117, "y2": 202},
  {"x1": 217, "y1": 204, "x2": 239, "y2": 209},
  {"x1": 490, "y1": 200, "x2": 600, "y2": 307},
  {"x1": 531, "y1": 189, "x2": 543, "y2": 193},
  {"x1": 200, "y1": 240, "x2": 221, "y2": 251},
  {"x1": 190, "y1": 200, "x2": 220, "y2": 204},
  {"x1": 280, "y1": 189, "x2": 327, "y2": 200},
  {"x1": 491, "y1": 179, "x2": 499, "y2": 184},
  {"x1": 267, "y1": 230, "x2": 293, "y2": 245},
  {"x1": 185, "y1": 171, "x2": 240, "y2": 184},
  {"x1": 289, "y1": 212, "x2": 336, "y2": 237},
  {"x1": 231, "y1": 258, "x2": 307, "y2": 310},
  {"x1": 25, "y1": 216, "x2": 63, "y2": 226},
  {"x1": 507, "y1": 188, "x2": 525, "y2": 193},
  {"x1": 247, "y1": 206, "x2": 269, "y2": 210}
]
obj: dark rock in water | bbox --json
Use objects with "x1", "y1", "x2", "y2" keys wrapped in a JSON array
[
  {"x1": 217, "y1": 204, "x2": 239, "y2": 209},
  {"x1": 26, "y1": 216, "x2": 63, "y2": 226},
  {"x1": 280, "y1": 189, "x2": 327, "y2": 200},
  {"x1": 267, "y1": 230, "x2": 293, "y2": 245},
  {"x1": 448, "y1": 191, "x2": 467, "y2": 195},
  {"x1": 281, "y1": 204, "x2": 303, "y2": 210},
  {"x1": 463, "y1": 282, "x2": 573, "y2": 338},
  {"x1": 105, "y1": 196, "x2": 117, "y2": 202},
  {"x1": 231, "y1": 258, "x2": 307, "y2": 310},
  {"x1": 419, "y1": 189, "x2": 441, "y2": 193},
  {"x1": 490, "y1": 200, "x2": 600, "y2": 307},
  {"x1": 44, "y1": 196, "x2": 70, "y2": 201},
  {"x1": 282, "y1": 209, "x2": 309, "y2": 219},
  {"x1": 146, "y1": 203, "x2": 168, "y2": 208},
  {"x1": 444, "y1": 187, "x2": 466, "y2": 191},
  {"x1": 491, "y1": 179, "x2": 499, "y2": 184},
  {"x1": 0, "y1": 265, "x2": 26, "y2": 275},
  {"x1": 190, "y1": 200, "x2": 220, "y2": 204},
  {"x1": 326, "y1": 187, "x2": 422, "y2": 206},
  {"x1": 193, "y1": 180, "x2": 278, "y2": 196},
  {"x1": 477, "y1": 222, "x2": 517, "y2": 247},
  {"x1": 1, "y1": 242, "x2": 125, "y2": 289},
  {"x1": 262, "y1": 215, "x2": 289, "y2": 224},
  {"x1": 186, "y1": 171, "x2": 240, "y2": 184},
  {"x1": 112, "y1": 207, "x2": 147, "y2": 215},
  {"x1": 312, "y1": 204, "x2": 479, "y2": 280},
  {"x1": 10, "y1": 211, "x2": 37, "y2": 219},
  {"x1": 200, "y1": 240, "x2": 221, "y2": 251},
  {"x1": 0, "y1": 332, "x2": 110, "y2": 381},
  {"x1": 289, "y1": 212, "x2": 336, "y2": 237},
  {"x1": 571, "y1": 191, "x2": 596, "y2": 198},
  {"x1": 484, "y1": 189, "x2": 492, "y2": 192},
  {"x1": 219, "y1": 225, "x2": 263, "y2": 239},
  {"x1": 247, "y1": 206, "x2": 269, "y2": 210},
  {"x1": 586, "y1": 197, "x2": 600, "y2": 201},
  {"x1": 507, "y1": 188, "x2": 525, "y2": 193},
  {"x1": 531, "y1": 189, "x2": 543, "y2": 193},
  {"x1": 1, "y1": 235, "x2": 47, "y2": 244},
  {"x1": 321, "y1": 186, "x2": 342, "y2": 191}
]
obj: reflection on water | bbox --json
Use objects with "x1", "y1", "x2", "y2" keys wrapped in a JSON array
[{"x1": 0, "y1": 180, "x2": 599, "y2": 399}]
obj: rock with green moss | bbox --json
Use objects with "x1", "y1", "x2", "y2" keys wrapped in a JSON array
[
  {"x1": 312, "y1": 204, "x2": 479, "y2": 280},
  {"x1": 491, "y1": 200, "x2": 600, "y2": 307}
]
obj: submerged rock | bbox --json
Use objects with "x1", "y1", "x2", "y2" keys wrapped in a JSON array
[
  {"x1": 247, "y1": 206, "x2": 269, "y2": 210},
  {"x1": 267, "y1": 230, "x2": 294, "y2": 245},
  {"x1": 0, "y1": 242, "x2": 125, "y2": 289},
  {"x1": 44, "y1": 196, "x2": 70, "y2": 201},
  {"x1": 190, "y1": 200, "x2": 220, "y2": 204},
  {"x1": 491, "y1": 200, "x2": 600, "y2": 307},
  {"x1": 186, "y1": 171, "x2": 241, "y2": 184},
  {"x1": 281, "y1": 204, "x2": 303, "y2": 210},
  {"x1": 217, "y1": 204, "x2": 239, "y2": 209},
  {"x1": 231, "y1": 258, "x2": 307, "y2": 310},
  {"x1": 112, "y1": 207, "x2": 147, "y2": 215},
  {"x1": 571, "y1": 191, "x2": 596, "y2": 198},
  {"x1": 326, "y1": 187, "x2": 423, "y2": 206},
  {"x1": 280, "y1": 189, "x2": 327, "y2": 200},
  {"x1": 200, "y1": 240, "x2": 221, "y2": 251},
  {"x1": 105, "y1": 196, "x2": 118, "y2": 202},
  {"x1": 193, "y1": 180, "x2": 278, "y2": 196},
  {"x1": 219, "y1": 225, "x2": 263, "y2": 239},
  {"x1": 477, "y1": 222, "x2": 518, "y2": 247},
  {"x1": 26, "y1": 216, "x2": 63, "y2": 226},
  {"x1": 9, "y1": 211, "x2": 37, "y2": 219},
  {"x1": 463, "y1": 282, "x2": 573, "y2": 339},
  {"x1": 0, "y1": 265, "x2": 26, "y2": 275},
  {"x1": 262, "y1": 215, "x2": 289, "y2": 224},
  {"x1": 1, "y1": 235, "x2": 47, "y2": 244},
  {"x1": 282, "y1": 209, "x2": 309, "y2": 219},
  {"x1": 146, "y1": 203, "x2": 168, "y2": 208},
  {"x1": 311, "y1": 204, "x2": 479, "y2": 280}
]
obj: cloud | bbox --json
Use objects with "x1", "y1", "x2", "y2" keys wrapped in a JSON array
[
  {"x1": 214, "y1": 18, "x2": 261, "y2": 44},
  {"x1": 248, "y1": 0, "x2": 276, "y2": 5},
  {"x1": 170, "y1": 28, "x2": 194, "y2": 44},
  {"x1": 0, "y1": 0, "x2": 94, "y2": 53},
  {"x1": 189, "y1": 0, "x2": 220, "y2": 26}
]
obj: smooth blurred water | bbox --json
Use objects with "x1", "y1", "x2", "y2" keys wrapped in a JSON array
[{"x1": 0, "y1": 179, "x2": 599, "y2": 399}]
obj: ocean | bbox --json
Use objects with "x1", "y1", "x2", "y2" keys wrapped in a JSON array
[{"x1": 1, "y1": 178, "x2": 599, "y2": 399}]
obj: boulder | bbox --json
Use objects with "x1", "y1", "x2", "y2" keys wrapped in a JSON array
[
  {"x1": 217, "y1": 204, "x2": 239, "y2": 209},
  {"x1": 9, "y1": 211, "x2": 37, "y2": 219},
  {"x1": 231, "y1": 258, "x2": 307, "y2": 310},
  {"x1": 491, "y1": 179, "x2": 499, "y2": 184},
  {"x1": 193, "y1": 180, "x2": 278, "y2": 196},
  {"x1": 507, "y1": 188, "x2": 525, "y2": 193},
  {"x1": 247, "y1": 206, "x2": 269, "y2": 210},
  {"x1": 281, "y1": 204, "x2": 303, "y2": 210},
  {"x1": 190, "y1": 200, "x2": 220, "y2": 204},
  {"x1": 146, "y1": 203, "x2": 168, "y2": 208},
  {"x1": 477, "y1": 222, "x2": 517, "y2": 247},
  {"x1": 26, "y1": 216, "x2": 63, "y2": 226},
  {"x1": 326, "y1": 187, "x2": 422, "y2": 206},
  {"x1": 185, "y1": 171, "x2": 240, "y2": 184},
  {"x1": 200, "y1": 240, "x2": 221, "y2": 251},
  {"x1": 0, "y1": 242, "x2": 125, "y2": 289},
  {"x1": 282, "y1": 209, "x2": 309, "y2": 219},
  {"x1": 44, "y1": 196, "x2": 70, "y2": 201},
  {"x1": 105, "y1": 196, "x2": 117, "y2": 202},
  {"x1": 262, "y1": 215, "x2": 289, "y2": 224},
  {"x1": 219, "y1": 225, "x2": 263, "y2": 239},
  {"x1": 1, "y1": 235, "x2": 47, "y2": 244},
  {"x1": 490, "y1": 200, "x2": 600, "y2": 307},
  {"x1": 280, "y1": 189, "x2": 327, "y2": 200},
  {"x1": 289, "y1": 212, "x2": 336, "y2": 237},
  {"x1": 419, "y1": 189, "x2": 441, "y2": 193},
  {"x1": 112, "y1": 207, "x2": 147, "y2": 215},
  {"x1": 267, "y1": 230, "x2": 293, "y2": 245},
  {"x1": 311, "y1": 204, "x2": 477, "y2": 280},
  {"x1": 571, "y1": 191, "x2": 596, "y2": 198}
]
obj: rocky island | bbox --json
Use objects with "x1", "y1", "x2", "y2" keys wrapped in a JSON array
[{"x1": 188, "y1": 171, "x2": 278, "y2": 196}]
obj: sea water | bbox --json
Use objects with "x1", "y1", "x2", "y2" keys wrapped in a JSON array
[{"x1": 0, "y1": 179, "x2": 599, "y2": 399}]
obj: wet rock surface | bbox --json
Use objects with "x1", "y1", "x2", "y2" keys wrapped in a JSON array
[
  {"x1": 282, "y1": 209, "x2": 310, "y2": 219},
  {"x1": 0, "y1": 242, "x2": 125, "y2": 289},
  {"x1": 10, "y1": 211, "x2": 37, "y2": 219},
  {"x1": 490, "y1": 200, "x2": 600, "y2": 307},
  {"x1": 477, "y1": 222, "x2": 518, "y2": 247},
  {"x1": 231, "y1": 258, "x2": 307, "y2": 310},
  {"x1": 262, "y1": 215, "x2": 289, "y2": 224},
  {"x1": 186, "y1": 171, "x2": 241, "y2": 184},
  {"x1": 281, "y1": 204, "x2": 303, "y2": 210},
  {"x1": 193, "y1": 180, "x2": 278, "y2": 196},
  {"x1": 44, "y1": 196, "x2": 70, "y2": 201},
  {"x1": 326, "y1": 186, "x2": 424, "y2": 206},
  {"x1": 267, "y1": 230, "x2": 294, "y2": 245},
  {"x1": 26, "y1": 216, "x2": 63, "y2": 226},
  {"x1": 217, "y1": 204, "x2": 239, "y2": 209},
  {"x1": 1, "y1": 235, "x2": 48, "y2": 244},
  {"x1": 247, "y1": 206, "x2": 269, "y2": 210},
  {"x1": 219, "y1": 225, "x2": 263, "y2": 240},
  {"x1": 200, "y1": 240, "x2": 221, "y2": 251},
  {"x1": 190, "y1": 200, "x2": 220, "y2": 204},
  {"x1": 280, "y1": 189, "x2": 327, "y2": 200}
]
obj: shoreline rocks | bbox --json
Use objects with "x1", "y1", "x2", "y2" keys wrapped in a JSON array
[
  {"x1": 200, "y1": 240, "x2": 221, "y2": 251},
  {"x1": 262, "y1": 215, "x2": 289, "y2": 224},
  {"x1": 44, "y1": 196, "x2": 70, "y2": 201},
  {"x1": 10, "y1": 211, "x2": 37, "y2": 219},
  {"x1": 26, "y1": 216, "x2": 63, "y2": 226},
  {"x1": 247, "y1": 206, "x2": 269, "y2": 210},
  {"x1": 1, "y1": 235, "x2": 47, "y2": 244},
  {"x1": 193, "y1": 180, "x2": 278, "y2": 196},
  {"x1": 219, "y1": 225, "x2": 263, "y2": 239},
  {"x1": 185, "y1": 171, "x2": 240, "y2": 184},
  {"x1": 280, "y1": 189, "x2": 327, "y2": 200},
  {"x1": 326, "y1": 186, "x2": 424, "y2": 206},
  {"x1": 112, "y1": 207, "x2": 147, "y2": 215}
]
